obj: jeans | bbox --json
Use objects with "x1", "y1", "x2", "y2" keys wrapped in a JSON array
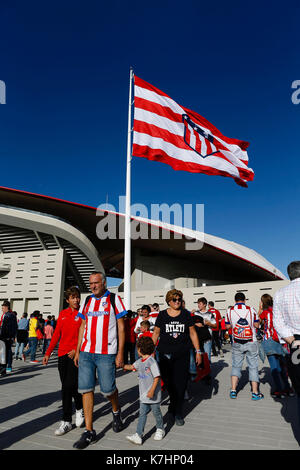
[
  {"x1": 189, "y1": 349, "x2": 197, "y2": 375},
  {"x1": 267, "y1": 354, "x2": 290, "y2": 392},
  {"x1": 78, "y1": 352, "x2": 116, "y2": 396},
  {"x1": 135, "y1": 344, "x2": 139, "y2": 361},
  {"x1": 15, "y1": 342, "x2": 26, "y2": 358},
  {"x1": 231, "y1": 341, "x2": 259, "y2": 383},
  {"x1": 24, "y1": 337, "x2": 38, "y2": 361},
  {"x1": 203, "y1": 340, "x2": 212, "y2": 363},
  {"x1": 43, "y1": 338, "x2": 51, "y2": 355},
  {"x1": 136, "y1": 402, "x2": 164, "y2": 436}
]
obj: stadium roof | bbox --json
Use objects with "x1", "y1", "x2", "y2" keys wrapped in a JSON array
[{"x1": 0, "y1": 186, "x2": 286, "y2": 283}]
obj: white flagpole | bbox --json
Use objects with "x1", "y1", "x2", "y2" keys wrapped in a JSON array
[{"x1": 124, "y1": 67, "x2": 134, "y2": 310}]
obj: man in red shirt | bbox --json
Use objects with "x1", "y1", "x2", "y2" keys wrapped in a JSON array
[
  {"x1": 208, "y1": 301, "x2": 224, "y2": 358},
  {"x1": 43, "y1": 286, "x2": 84, "y2": 436}
]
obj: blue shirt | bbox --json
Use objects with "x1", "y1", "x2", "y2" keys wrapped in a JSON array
[{"x1": 18, "y1": 318, "x2": 29, "y2": 330}]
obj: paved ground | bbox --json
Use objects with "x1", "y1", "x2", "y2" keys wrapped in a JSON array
[{"x1": 0, "y1": 345, "x2": 299, "y2": 451}]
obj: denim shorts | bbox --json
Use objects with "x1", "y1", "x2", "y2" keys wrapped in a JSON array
[
  {"x1": 231, "y1": 341, "x2": 259, "y2": 383},
  {"x1": 78, "y1": 351, "x2": 116, "y2": 396}
]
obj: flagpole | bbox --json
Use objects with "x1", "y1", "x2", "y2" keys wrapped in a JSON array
[{"x1": 124, "y1": 67, "x2": 134, "y2": 310}]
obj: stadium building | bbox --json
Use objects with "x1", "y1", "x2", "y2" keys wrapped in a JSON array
[{"x1": 0, "y1": 186, "x2": 287, "y2": 318}]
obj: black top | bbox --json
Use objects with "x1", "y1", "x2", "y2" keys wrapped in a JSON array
[
  {"x1": 0, "y1": 312, "x2": 18, "y2": 339},
  {"x1": 155, "y1": 308, "x2": 193, "y2": 355}
]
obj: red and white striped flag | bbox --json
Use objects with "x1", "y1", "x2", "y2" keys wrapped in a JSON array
[{"x1": 133, "y1": 76, "x2": 254, "y2": 187}]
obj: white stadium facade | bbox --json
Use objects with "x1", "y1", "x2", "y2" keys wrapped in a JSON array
[{"x1": 0, "y1": 186, "x2": 288, "y2": 318}]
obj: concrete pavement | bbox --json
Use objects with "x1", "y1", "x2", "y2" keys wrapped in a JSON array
[{"x1": 0, "y1": 345, "x2": 299, "y2": 450}]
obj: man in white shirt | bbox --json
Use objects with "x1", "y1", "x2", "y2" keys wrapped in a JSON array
[
  {"x1": 226, "y1": 292, "x2": 263, "y2": 401},
  {"x1": 134, "y1": 305, "x2": 157, "y2": 337},
  {"x1": 273, "y1": 261, "x2": 300, "y2": 423},
  {"x1": 134, "y1": 305, "x2": 157, "y2": 361},
  {"x1": 192, "y1": 297, "x2": 216, "y2": 363}
]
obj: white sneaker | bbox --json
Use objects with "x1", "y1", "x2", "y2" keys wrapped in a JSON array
[
  {"x1": 153, "y1": 428, "x2": 165, "y2": 441},
  {"x1": 126, "y1": 433, "x2": 142, "y2": 445},
  {"x1": 75, "y1": 409, "x2": 85, "y2": 428},
  {"x1": 54, "y1": 421, "x2": 72, "y2": 436}
]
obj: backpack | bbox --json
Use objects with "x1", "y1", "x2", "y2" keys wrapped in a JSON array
[{"x1": 230, "y1": 307, "x2": 253, "y2": 343}]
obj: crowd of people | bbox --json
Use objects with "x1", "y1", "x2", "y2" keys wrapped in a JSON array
[
  {"x1": 0, "y1": 306, "x2": 56, "y2": 374},
  {"x1": 1, "y1": 261, "x2": 300, "y2": 449}
]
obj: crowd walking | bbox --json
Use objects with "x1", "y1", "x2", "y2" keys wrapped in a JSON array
[{"x1": 1, "y1": 261, "x2": 300, "y2": 449}]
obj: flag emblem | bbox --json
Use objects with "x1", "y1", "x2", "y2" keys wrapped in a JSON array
[
  {"x1": 133, "y1": 76, "x2": 254, "y2": 187},
  {"x1": 182, "y1": 114, "x2": 218, "y2": 158}
]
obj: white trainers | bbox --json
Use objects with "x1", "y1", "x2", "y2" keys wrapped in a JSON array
[
  {"x1": 126, "y1": 433, "x2": 142, "y2": 445},
  {"x1": 54, "y1": 421, "x2": 72, "y2": 436},
  {"x1": 153, "y1": 428, "x2": 165, "y2": 441},
  {"x1": 75, "y1": 409, "x2": 85, "y2": 428}
]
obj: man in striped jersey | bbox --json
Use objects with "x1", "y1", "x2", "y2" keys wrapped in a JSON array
[
  {"x1": 73, "y1": 272, "x2": 126, "y2": 449},
  {"x1": 226, "y1": 293, "x2": 263, "y2": 401}
]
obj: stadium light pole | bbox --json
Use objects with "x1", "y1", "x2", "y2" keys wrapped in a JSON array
[{"x1": 124, "y1": 67, "x2": 134, "y2": 310}]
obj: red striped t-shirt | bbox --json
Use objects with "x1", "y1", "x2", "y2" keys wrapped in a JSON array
[{"x1": 77, "y1": 290, "x2": 127, "y2": 354}]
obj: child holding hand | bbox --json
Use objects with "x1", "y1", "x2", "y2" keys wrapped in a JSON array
[{"x1": 124, "y1": 336, "x2": 165, "y2": 445}]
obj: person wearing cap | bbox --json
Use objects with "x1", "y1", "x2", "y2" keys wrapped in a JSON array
[{"x1": 0, "y1": 301, "x2": 18, "y2": 375}]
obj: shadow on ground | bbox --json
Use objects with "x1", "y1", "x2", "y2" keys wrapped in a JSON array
[{"x1": 0, "y1": 390, "x2": 62, "y2": 449}]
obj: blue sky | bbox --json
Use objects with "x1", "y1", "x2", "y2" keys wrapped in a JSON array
[{"x1": 0, "y1": 0, "x2": 299, "y2": 279}]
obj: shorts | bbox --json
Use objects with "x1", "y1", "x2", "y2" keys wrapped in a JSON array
[
  {"x1": 78, "y1": 351, "x2": 117, "y2": 397},
  {"x1": 231, "y1": 341, "x2": 259, "y2": 383}
]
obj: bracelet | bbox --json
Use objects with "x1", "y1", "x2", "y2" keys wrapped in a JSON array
[{"x1": 195, "y1": 350, "x2": 201, "y2": 353}]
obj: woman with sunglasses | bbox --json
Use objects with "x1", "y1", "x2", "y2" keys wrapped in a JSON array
[{"x1": 152, "y1": 289, "x2": 202, "y2": 426}]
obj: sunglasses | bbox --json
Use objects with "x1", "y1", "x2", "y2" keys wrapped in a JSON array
[{"x1": 171, "y1": 297, "x2": 182, "y2": 302}]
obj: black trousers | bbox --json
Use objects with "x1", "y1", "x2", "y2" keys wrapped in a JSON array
[
  {"x1": 124, "y1": 342, "x2": 136, "y2": 364},
  {"x1": 212, "y1": 330, "x2": 222, "y2": 355},
  {"x1": 158, "y1": 351, "x2": 190, "y2": 418},
  {"x1": 58, "y1": 354, "x2": 83, "y2": 422}
]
